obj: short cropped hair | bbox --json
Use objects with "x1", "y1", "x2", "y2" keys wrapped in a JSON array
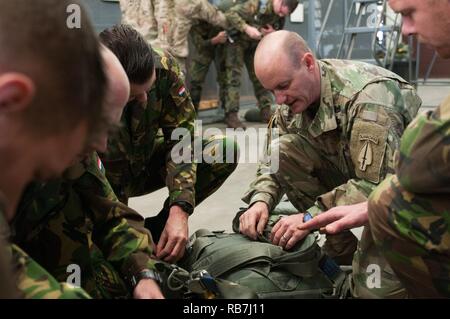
[
  {"x1": 0, "y1": 0, "x2": 107, "y2": 136},
  {"x1": 99, "y1": 24, "x2": 155, "y2": 84},
  {"x1": 283, "y1": 0, "x2": 300, "y2": 13}
]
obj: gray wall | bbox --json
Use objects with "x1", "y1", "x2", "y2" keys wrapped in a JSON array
[{"x1": 81, "y1": 0, "x2": 121, "y2": 33}]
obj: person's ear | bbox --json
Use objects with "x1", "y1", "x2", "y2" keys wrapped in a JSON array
[
  {"x1": 0, "y1": 73, "x2": 35, "y2": 114},
  {"x1": 302, "y1": 53, "x2": 316, "y2": 72}
]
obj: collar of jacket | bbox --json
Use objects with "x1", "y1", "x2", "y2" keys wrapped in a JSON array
[{"x1": 307, "y1": 60, "x2": 338, "y2": 138}]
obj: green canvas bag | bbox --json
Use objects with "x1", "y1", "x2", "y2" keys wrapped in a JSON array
[{"x1": 178, "y1": 211, "x2": 349, "y2": 299}]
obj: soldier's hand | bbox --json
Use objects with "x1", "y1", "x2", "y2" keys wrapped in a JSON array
[
  {"x1": 244, "y1": 25, "x2": 262, "y2": 40},
  {"x1": 270, "y1": 214, "x2": 309, "y2": 250},
  {"x1": 211, "y1": 31, "x2": 228, "y2": 45},
  {"x1": 133, "y1": 278, "x2": 165, "y2": 299},
  {"x1": 297, "y1": 202, "x2": 368, "y2": 234},
  {"x1": 239, "y1": 201, "x2": 269, "y2": 240},
  {"x1": 260, "y1": 24, "x2": 276, "y2": 36},
  {"x1": 156, "y1": 206, "x2": 189, "y2": 263}
]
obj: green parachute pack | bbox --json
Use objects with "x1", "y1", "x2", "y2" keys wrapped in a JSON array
[{"x1": 157, "y1": 209, "x2": 350, "y2": 299}]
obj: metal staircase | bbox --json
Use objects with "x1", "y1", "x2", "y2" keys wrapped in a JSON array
[{"x1": 317, "y1": 0, "x2": 402, "y2": 69}]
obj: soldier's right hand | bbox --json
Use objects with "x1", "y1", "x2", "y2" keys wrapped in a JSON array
[
  {"x1": 239, "y1": 201, "x2": 269, "y2": 240},
  {"x1": 211, "y1": 31, "x2": 228, "y2": 45},
  {"x1": 244, "y1": 25, "x2": 262, "y2": 40}
]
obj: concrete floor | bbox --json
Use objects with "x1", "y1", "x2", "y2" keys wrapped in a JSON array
[{"x1": 128, "y1": 83, "x2": 450, "y2": 236}]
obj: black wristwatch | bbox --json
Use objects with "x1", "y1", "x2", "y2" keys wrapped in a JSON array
[
  {"x1": 130, "y1": 269, "x2": 162, "y2": 288},
  {"x1": 171, "y1": 201, "x2": 194, "y2": 215}
]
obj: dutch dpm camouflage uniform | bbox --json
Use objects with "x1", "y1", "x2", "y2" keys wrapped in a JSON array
[
  {"x1": 0, "y1": 195, "x2": 21, "y2": 298},
  {"x1": 12, "y1": 245, "x2": 92, "y2": 299},
  {"x1": 368, "y1": 95, "x2": 450, "y2": 298},
  {"x1": 242, "y1": 59, "x2": 422, "y2": 298},
  {"x1": 1, "y1": 192, "x2": 90, "y2": 299},
  {"x1": 12, "y1": 152, "x2": 158, "y2": 299},
  {"x1": 189, "y1": 21, "x2": 227, "y2": 110},
  {"x1": 99, "y1": 49, "x2": 238, "y2": 238},
  {"x1": 223, "y1": 0, "x2": 277, "y2": 115}
]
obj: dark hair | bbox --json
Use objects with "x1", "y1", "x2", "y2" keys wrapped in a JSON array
[
  {"x1": 0, "y1": 0, "x2": 107, "y2": 136},
  {"x1": 99, "y1": 24, "x2": 155, "y2": 84},
  {"x1": 282, "y1": 0, "x2": 300, "y2": 13}
]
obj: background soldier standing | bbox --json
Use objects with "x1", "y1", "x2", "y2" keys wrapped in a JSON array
[
  {"x1": 222, "y1": 0, "x2": 299, "y2": 129},
  {"x1": 189, "y1": 21, "x2": 228, "y2": 111}
]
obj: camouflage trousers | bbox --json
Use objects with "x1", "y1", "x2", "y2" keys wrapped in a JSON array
[
  {"x1": 122, "y1": 135, "x2": 238, "y2": 242},
  {"x1": 273, "y1": 134, "x2": 405, "y2": 298},
  {"x1": 118, "y1": 135, "x2": 238, "y2": 205},
  {"x1": 189, "y1": 43, "x2": 227, "y2": 110},
  {"x1": 223, "y1": 40, "x2": 274, "y2": 114},
  {"x1": 368, "y1": 174, "x2": 450, "y2": 298},
  {"x1": 12, "y1": 245, "x2": 91, "y2": 299},
  {"x1": 119, "y1": 0, "x2": 174, "y2": 50},
  {"x1": 171, "y1": 0, "x2": 228, "y2": 59}
]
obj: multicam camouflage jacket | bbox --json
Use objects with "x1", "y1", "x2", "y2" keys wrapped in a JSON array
[
  {"x1": 12, "y1": 152, "x2": 156, "y2": 294},
  {"x1": 243, "y1": 59, "x2": 422, "y2": 216},
  {"x1": 100, "y1": 48, "x2": 197, "y2": 207},
  {"x1": 397, "y1": 94, "x2": 450, "y2": 194}
]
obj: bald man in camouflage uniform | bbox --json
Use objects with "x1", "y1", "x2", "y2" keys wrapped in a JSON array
[
  {"x1": 12, "y1": 152, "x2": 161, "y2": 299},
  {"x1": 189, "y1": 21, "x2": 228, "y2": 111},
  {"x1": 240, "y1": 31, "x2": 422, "y2": 298},
  {"x1": 222, "y1": 0, "x2": 298, "y2": 128}
]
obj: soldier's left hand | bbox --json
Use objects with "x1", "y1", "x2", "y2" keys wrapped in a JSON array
[
  {"x1": 270, "y1": 213, "x2": 309, "y2": 250},
  {"x1": 261, "y1": 24, "x2": 275, "y2": 36},
  {"x1": 297, "y1": 202, "x2": 368, "y2": 234},
  {"x1": 156, "y1": 206, "x2": 189, "y2": 263},
  {"x1": 133, "y1": 278, "x2": 165, "y2": 299}
]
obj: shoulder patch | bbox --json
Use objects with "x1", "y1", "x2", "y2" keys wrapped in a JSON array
[{"x1": 350, "y1": 120, "x2": 388, "y2": 183}]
